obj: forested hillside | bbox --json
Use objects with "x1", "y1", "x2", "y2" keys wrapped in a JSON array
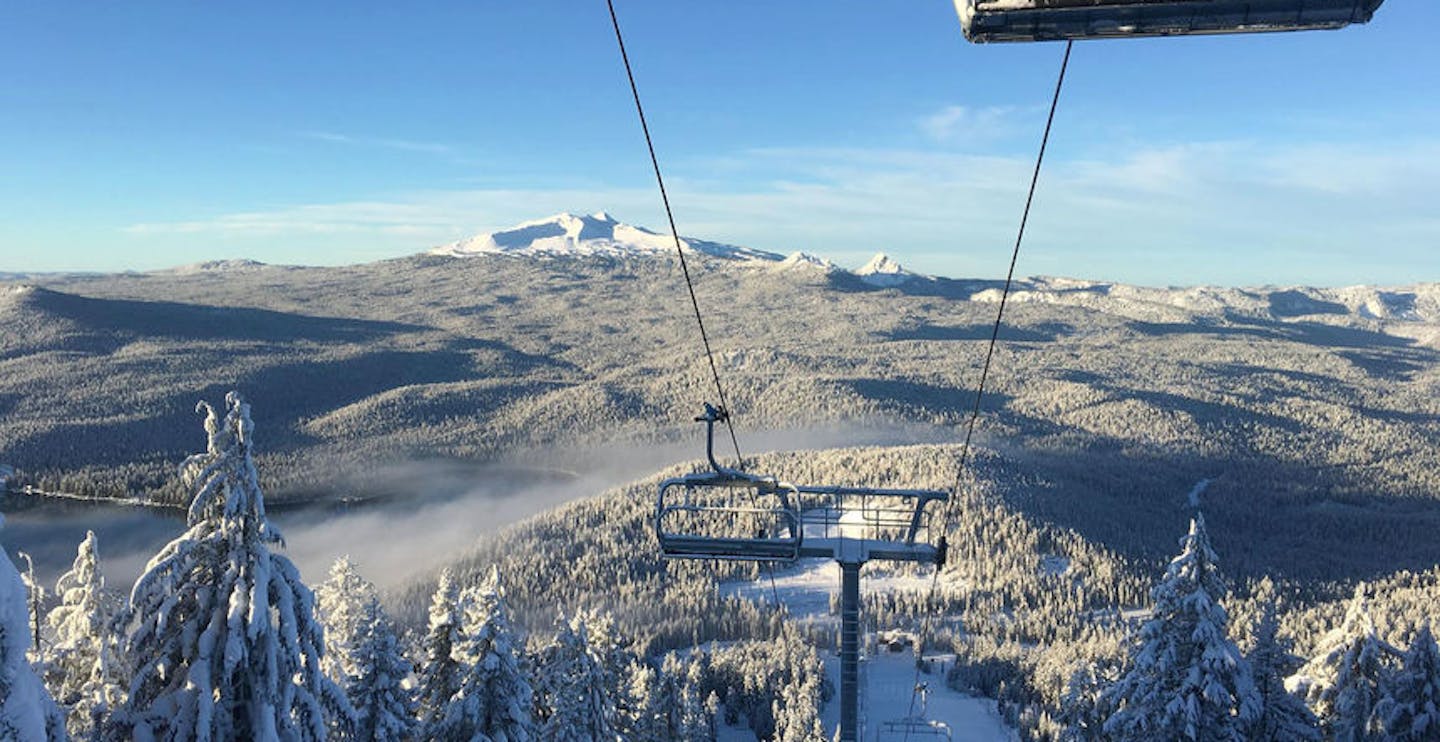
[
  {"x1": 2, "y1": 245, "x2": 1438, "y2": 739},
  {"x1": 3, "y1": 252, "x2": 1437, "y2": 577}
]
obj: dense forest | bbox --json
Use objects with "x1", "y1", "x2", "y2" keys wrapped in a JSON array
[{"x1": 3, "y1": 390, "x2": 1437, "y2": 739}]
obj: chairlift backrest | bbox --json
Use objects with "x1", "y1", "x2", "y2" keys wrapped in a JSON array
[
  {"x1": 958, "y1": 0, "x2": 1385, "y2": 43},
  {"x1": 656, "y1": 469, "x2": 804, "y2": 562}
]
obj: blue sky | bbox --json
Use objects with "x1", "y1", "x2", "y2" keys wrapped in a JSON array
[{"x1": 2, "y1": 1, "x2": 1436, "y2": 286}]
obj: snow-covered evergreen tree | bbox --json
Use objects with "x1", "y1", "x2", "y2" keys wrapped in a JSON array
[
  {"x1": 661, "y1": 652, "x2": 715, "y2": 742},
  {"x1": 1102, "y1": 515, "x2": 1260, "y2": 741},
  {"x1": 1243, "y1": 602, "x2": 1319, "y2": 741},
  {"x1": 344, "y1": 596, "x2": 415, "y2": 742},
  {"x1": 618, "y1": 656, "x2": 714, "y2": 742},
  {"x1": 115, "y1": 393, "x2": 352, "y2": 741},
  {"x1": 15, "y1": 551, "x2": 44, "y2": 669},
  {"x1": 533, "y1": 613, "x2": 616, "y2": 742},
  {"x1": 315, "y1": 556, "x2": 379, "y2": 687},
  {"x1": 579, "y1": 609, "x2": 633, "y2": 715},
  {"x1": 618, "y1": 660, "x2": 661, "y2": 742},
  {"x1": 0, "y1": 516, "x2": 65, "y2": 741},
  {"x1": 702, "y1": 691, "x2": 721, "y2": 742},
  {"x1": 650, "y1": 654, "x2": 690, "y2": 741},
  {"x1": 416, "y1": 567, "x2": 464, "y2": 737},
  {"x1": 442, "y1": 566, "x2": 533, "y2": 742},
  {"x1": 45, "y1": 530, "x2": 125, "y2": 740},
  {"x1": 1377, "y1": 622, "x2": 1440, "y2": 741},
  {"x1": 1288, "y1": 583, "x2": 1395, "y2": 740},
  {"x1": 1058, "y1": 661, "x2": 1119, "y2": 742},
  {"x1": 771, "y1": 675, "x2": 826, "y2": 742}
]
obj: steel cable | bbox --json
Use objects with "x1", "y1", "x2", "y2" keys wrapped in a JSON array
[{"x1": 903, "y1": 40, "x2": 1074, "y2": 740}]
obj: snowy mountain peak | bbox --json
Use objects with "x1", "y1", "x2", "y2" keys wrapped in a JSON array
[
  {"x1": 856, "y1": 253, "x2": 916, "y2": 287},
  {"x1": 774, "y1": 251, "x2": 836, "y2": 272},
  {"x1": 430, "y1": 212, "x2": 783, "y2": 262}
]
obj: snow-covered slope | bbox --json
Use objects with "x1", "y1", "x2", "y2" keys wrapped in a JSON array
[
  {"x1": 972, "y1": 276, "x2": 1440, "y2": 328},
  {"x1": 431, "y1": 212, "x2": 784, "y2": 262},
  {"x1": 771, "y1": 251, "x2": 837, "y2": 274}
]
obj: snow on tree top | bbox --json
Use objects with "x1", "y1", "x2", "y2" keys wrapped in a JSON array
[{"x1": 429, "y1": 212, "x2": 784, "y2": 263}]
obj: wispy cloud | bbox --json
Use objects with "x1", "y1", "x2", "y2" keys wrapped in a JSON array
[
  {"x1": 121, "y1": 138, "x2": 1440, "y2": 285},
  {"x1": 123, "y1": 188, "x2": 665, "y2": 244},
  {"x1": 918, "y1": 105, "x2": 1028, "y2": 145},
  {"x1": 299, "y1": 130, "x2": 455, "y2": 155}
]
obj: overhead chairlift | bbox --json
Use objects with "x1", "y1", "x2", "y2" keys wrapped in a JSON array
[{"x1": 957, "y1": 0, "x2": 1385, "y2": 43}]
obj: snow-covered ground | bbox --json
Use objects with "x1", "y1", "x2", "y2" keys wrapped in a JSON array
[
  {"x1": 723, "y1": 560, "x2": 839, "y2": 618},
  {"x1": 825, "y1": 651, "x2": 1015, "y2": 741},
  {"x1": 717, "y1": 650, "x2": 1015, "y2": 741},
  {"x1": 722, "y1": 561, "x2": 941, "y2": 621}
]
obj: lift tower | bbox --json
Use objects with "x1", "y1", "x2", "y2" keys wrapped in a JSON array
[{"x1": 656, "y1": 405, "x2": 949, "y2": 742}]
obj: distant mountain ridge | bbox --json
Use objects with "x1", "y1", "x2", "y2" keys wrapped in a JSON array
[
  {"x1": 430, "y1": 212, "x2": 785, "y2": 263},
  {"x1": 422, "y1": 213, "x2": 1440, "y2": 328}
]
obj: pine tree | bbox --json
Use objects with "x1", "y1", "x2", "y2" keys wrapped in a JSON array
[
  {"x1": 45, "y1": 530, "x2": 126, "y2": 740},
  {"x1": 702, "y1": 691, "x2": 721, "y2": 742},
  {"x1": 580, "y1": 609, "x2": 633, "y2": 715},
  {"x1": 618, "y1": 660, "x2": 661, "y2": 742},
  {"x1": 345, "y1": 596, "x2": 416, "y2": 742},
  {"x1": 0, "y1": 515, "x2": 65, "y2": 741},
  {"x1": 315, "y1": 556, "x2": 379, "y2": 687},
  {"x1": 443, "y1": 566, "x2": 533, "y2": 742},
  {"x1": 1243, "y1": 603, "x2": 1319, "y2": 741},
  {"x1": 772, "y1": 676, "x2": 826, "y2": 742},
  {"x1": 1058, "y1": 661, "x2": 1119, "y2": 741},
  {"x1": 1377, "y1": 622, "x2": 1440, "y2": 741},
  {"x1": 116, "y1": 393, "x2": 352, "y2": 740},
  {"x1": 15, "y1": 551, "x2": 44, "y2": 669},
  {"x1": 1102, "y1": 515, "x2": 1260, "y2": 741},
  {"x1": 416, "y1": 567, "x2": 464, "y2": 737},
  {"x1": 651, "y1": 653, "x2": 716, "y2": 742},
  {"x1": 653, "y1": 654, "x2": 690, "y2": 740},
  {"x1": 533, "y1": 613, "x2": 616, "y2": 742},
  {"x1": 1289, "y1": 583, "x2": 1395, "y2": 740}
]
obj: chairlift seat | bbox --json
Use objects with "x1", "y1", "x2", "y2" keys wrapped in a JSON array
[{"x1": 957, "y1": 0, "x2": 1385, "y2": 43}]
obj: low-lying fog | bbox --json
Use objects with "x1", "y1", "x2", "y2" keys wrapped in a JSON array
[{"x1": 1, "y1": 423, "x2": 953, "y2": 595}]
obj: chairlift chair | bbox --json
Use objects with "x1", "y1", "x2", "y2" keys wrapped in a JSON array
[
  {"x1": 874, "y1": 682, "x2": 953, "y2": 741},
  {"x1": 655, "y1": 404, "x2": 949, "y2": 742},
  {"x1": 957, "y1": 0, "x2": 1385, "y2": 43},
  {"x1": 655, "y1": 405, "x2": 949, "y2": 566}
]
